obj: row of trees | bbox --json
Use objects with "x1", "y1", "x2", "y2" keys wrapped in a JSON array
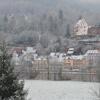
[{"x1": 0, "y1": 10, "x2": 71, "y2": 48}]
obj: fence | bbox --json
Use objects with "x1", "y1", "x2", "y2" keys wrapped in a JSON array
[
  {"x1": 31, "y1": 61, "x2": 97, "y2": 82},
  {"x1": 15, "y1": 60, "x2": 98, "y2": 81}
]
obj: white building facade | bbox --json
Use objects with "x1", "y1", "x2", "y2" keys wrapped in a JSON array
[{"x1": 74, "y1": 18, "x2": 88, "y2": 36}]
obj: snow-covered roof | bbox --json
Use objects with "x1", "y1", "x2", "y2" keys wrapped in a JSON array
[
  {"x1": 67, "y1": 51, "x2": 74, "y2": 55},
  {"x1": 79, "y1": 36, "x2": 100, "y2": 42},
  {"x1": 50, "y1": 52, "x2": 56, "y2": 57},
  {"x1": 66, "y1": 55, "x2": 84, "y2": 60},
  {"x1": 85, "y1": 50, "x2": 100, "y2": 54},
  {"x1": 59, "y1": 53, "x2": 66, "y2": 57},
  {"x1": 84, "y1": 50, "x2": 100, "y2": 57},
  {"x1": 68, "y1": 48, "x2": 74, "y2": 51},
  {"x1": 67, "y1": 48, "x2": 74, "y2": 55},
  {"x1": 75, "y1": 18, "x2": 88, "y2": 27},
  {"x1": 50, "y1": 52, "x2": 63, "y2": 57},
  {"x1": 26, "y1": 47, "x2": 36, "y2": 53},
  {"x1": 35, "y1": 57, "x2": 47, "y2": 61}
]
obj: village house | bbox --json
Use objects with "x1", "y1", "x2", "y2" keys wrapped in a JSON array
[
  {"x1": 64, "y1": 55, "x2": 88, "y2": 69},
  {"x1": 74, "y1": 17, "x2": 88, "y2": 36},
  {"x1": 49, "y1": 52, "x2": 66, "y2": 63},
  {"x1": 11, "y1": 47, "x2": 38, "y2": 65},
  {"x1": 74, "y1": 17, "x2": 100, "y2": 37},
  {"x1": 64, "y1": 49, "x2": 100, "y2": 69},
  {"x1": 11, "y1": 51, "x2": 21, "y2": 65},
  {"x1": 21, "y1": 47, "x2": 38, "y2": 61},
  {"x1": 67, "y1": 48, "x2": 74, "y2": 55},
  {"x1": 9, "y1": 47, "x2": 24, "y2": 56},
  {"x1": 88, "y1": 25, "x2": 100, "y2": 36}
]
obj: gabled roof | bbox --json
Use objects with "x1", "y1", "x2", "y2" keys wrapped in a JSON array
[{"x1": 75, "y1": 18, "x2": 88, "y2": 27}]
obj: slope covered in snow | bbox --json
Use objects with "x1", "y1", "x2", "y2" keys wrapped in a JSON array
[{"x1": 25, "y1": 80, "x2": 99, "y2": 100}]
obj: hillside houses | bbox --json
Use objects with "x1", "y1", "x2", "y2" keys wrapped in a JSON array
[
  {"x1": 11, "y1": 47, "x2": 38, "y2": 65},
  {"x1": 10, "y1": 17, "x2": 100, "y2": 71},
  {"x1": 11, "y1": 46, "x2": 100, "y2": 70},
  {"x1": 64, "y1": 49, "x2": 100, "y2": 68},
  {"x1": 9, "y1": 46, "x2": 100, "y2": 81}
]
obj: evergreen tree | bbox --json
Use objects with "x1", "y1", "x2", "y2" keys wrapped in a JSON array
[
  {"x1": 3, "y1": 15, "x2": 9, "y2": 32},
  {"x1": 65, "y1": 24, "x2": 71, "y2": 38},
  {"x1": 58, "y1": 9, "x2": 64, "y2": 25},
  {"x1": 48, "y1": 16, "x2": 55, "y2": 33},
  {"x1": 0, "y1": 42, "x2": 27, "y2": 100}
]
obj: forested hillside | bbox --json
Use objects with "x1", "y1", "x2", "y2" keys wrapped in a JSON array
[{"x1": 0, "y1": 0, "x2": 99, "y2": 53}]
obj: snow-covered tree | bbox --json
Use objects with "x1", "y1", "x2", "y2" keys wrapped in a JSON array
[{"x1": 0, "y1": 42, "x2": 27, "y2": 100}]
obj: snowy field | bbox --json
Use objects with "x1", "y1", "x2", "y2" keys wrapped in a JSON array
[{"x1": 25, "y1": 80, "x2": 99, "y2": 100}]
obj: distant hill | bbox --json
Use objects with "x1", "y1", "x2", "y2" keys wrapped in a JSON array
[{"x1": 0, "y1": 0, "x2": 100, "y2": 25}]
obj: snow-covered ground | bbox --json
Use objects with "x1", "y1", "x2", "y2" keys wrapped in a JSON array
[{"x1": 25, "y1": 80, "x2": 99, "y2": 100}]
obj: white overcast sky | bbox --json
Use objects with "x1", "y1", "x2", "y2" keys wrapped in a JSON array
[{"x1": 79, "y1": 0, "x2": 100, "y2": 3}]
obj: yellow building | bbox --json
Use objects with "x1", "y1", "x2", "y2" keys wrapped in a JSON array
[{"x1": 64, "y1": 56, "x2": 88, "y2": 69}]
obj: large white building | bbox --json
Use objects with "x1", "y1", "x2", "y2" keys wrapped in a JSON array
[{"x1": 74, "y1": 17, "x2": 88, "y2": 36}]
